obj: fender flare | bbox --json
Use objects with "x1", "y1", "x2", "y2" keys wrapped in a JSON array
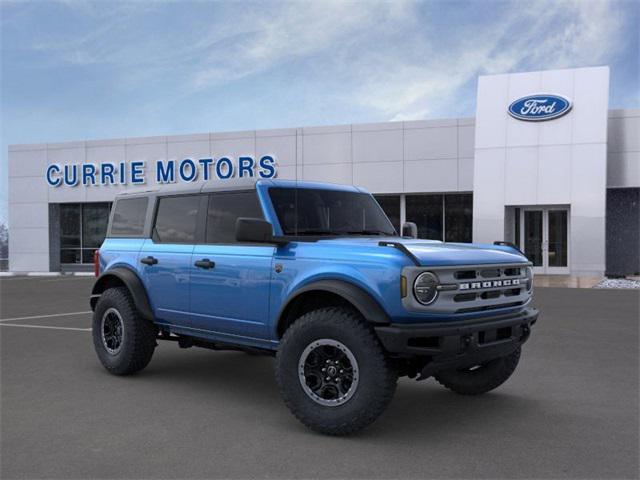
[
  {"x1": 277, "y1": 279, "x2": 390, "y2": 332},
  {"x1": 90, "y1": 267, "x2": 154, "y2": 321}
]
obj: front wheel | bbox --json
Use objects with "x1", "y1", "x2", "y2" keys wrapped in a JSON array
[
  {"x1": 92, "y1": 287, "x2": 157, "y2": 375},
  {"x1": 276, "y1": 307, "x2": 397, "y2": 436},
  {"x1": 434, "y1": 348, "x2": 521, "y2": 395}
]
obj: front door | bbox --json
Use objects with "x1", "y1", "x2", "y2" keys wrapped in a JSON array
[
  {"x1": 518, "y1": 207, "x2": 569, "y2": 274},
  {"x1": 189, "y1": 191, "x2": 274, "y2": 342}
]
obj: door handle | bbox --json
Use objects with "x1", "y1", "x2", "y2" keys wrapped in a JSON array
[
  {"x1": 194, "y1": 259, "x2": 215, "y2": 269},
  {"x1": 140, "y1": 256, "x2": 158, "y2": 266}
]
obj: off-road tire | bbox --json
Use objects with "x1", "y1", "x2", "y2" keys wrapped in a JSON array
[
  {"x1": 276, "y1": 307, "x2": 397, "y2": 435},
  {"x1": 92, "y1": 287, "x2": 157, "y2": 375},
  {"x1": 434, "y1": 348, "x2": 521, "y2": 395}
]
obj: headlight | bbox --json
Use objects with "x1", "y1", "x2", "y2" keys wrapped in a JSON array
[
  {"x1": 525, "y1": 267, "x2": 534, "y2": 292},
  {"x1": 413, "y1": 272, "x2": 439, "y2": 305}
]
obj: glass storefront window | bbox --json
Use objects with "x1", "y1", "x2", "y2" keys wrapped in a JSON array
[
  {"x1": 60, "y1": 203, "x2": 111, "y2": 264},
  {"x1": 60, "y1": 249, "x2": 81, "y2": 264},
  {"x1": 60, "y1": 204, "x2": 81, "y2": 248},
  {"x1": 444, "y1": 194, "x2": 473, "y2": 243},
  {"x1": 547, "y1": 210, "x2": 568, "y2": 267},
  {"x1": 406, "y1": 194, "x2": 443, "y2": 240},
  {"x1": 405, "y1": 193, "x2": 473, "y2": 242},
  {"x1": 82, "y1": 204, "x2": 111, "y2": 248},
  {"x1": 523, "y1": 210, "x2": 543, "y2": 266},
  {"x1": 373, "y1": 195, "x2": 400, "y2": 233},
  {"x1": 514, "y1": 208, "x2": 521, "y2": 250}
]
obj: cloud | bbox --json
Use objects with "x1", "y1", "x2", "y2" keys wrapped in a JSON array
[
  {"x1": 349, "y1": 0, "x2": 626, "y2": 121},
  {"x1": 11, "y1": 0, "x2": 418, "y2": 112},
  {"x1": 188, "y1": 1, "x2": 414, "y2": 91},
  {"x1": 2, "y1": 0, "x2": 632, "y2": 121}
]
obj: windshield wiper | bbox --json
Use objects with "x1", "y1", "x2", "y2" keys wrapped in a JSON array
[
  {"x1": 294, "y1": 229, "x2": 343, "y2": 236},
  {"x1": 346, "y1": 230, "x2": 392, "y2": 236},
  {"x1": 292, "y1": 229, "x2": 393, "y2": 237}
]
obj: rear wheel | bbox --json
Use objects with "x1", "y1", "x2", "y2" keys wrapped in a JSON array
[
  {"x1": 276, "y1": 307, "x2": 397, "y2": 435},
  {"x1": 92, "y1": 287, "x2": 157, "y2": 375},
  {"x1": 434, "y1": 348, "x2": 521, "y2": 395}
]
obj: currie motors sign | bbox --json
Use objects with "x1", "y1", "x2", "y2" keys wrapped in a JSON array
[
  {"x1": 508, "y1": 94, "x2": 572, "y2": 121},
  {"x1": 45, "y1": 155, "x2": 277, "y2": 187}
]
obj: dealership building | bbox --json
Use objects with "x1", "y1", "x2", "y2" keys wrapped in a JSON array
[{"x1": 7, "y1": 66, "x2": 640, "y2": 276}]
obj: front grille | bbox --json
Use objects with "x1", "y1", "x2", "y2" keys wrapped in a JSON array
[
  {"x1": 455, "y1": 270, "x2": 476, "y2": 280},
  {"x1": 480, "y1": 290, "x2": 500, "y2": 300},
  {"x1": 454, "y1": 293, "x2": 477, "y2": 302},
  {"x1": 480, "y1": 268, "x2": 500, "y2": 278},
  {"x1": 504, "y1": 288, "x2": 522, "y2": 297},
  {"x1": 402, "y1": 262, "x2": 532, "y2": 315}
]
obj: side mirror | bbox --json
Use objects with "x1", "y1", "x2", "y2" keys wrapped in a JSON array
[
  {"x1": 236, "y1": 218, "x2": 288, "y2": 245},
  {"x1": 401, "y1": 222, "x2": 418, "y2": 239},
  {"x1": 236, "y1": 218, "x2": 274, "y2": 243}
]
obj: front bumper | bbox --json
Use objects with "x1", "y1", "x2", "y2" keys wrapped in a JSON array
[{"x1": 375, "y1": 307, "x2": 538, "y2": 378}]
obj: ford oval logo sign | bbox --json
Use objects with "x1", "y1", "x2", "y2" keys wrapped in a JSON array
[{"x1": 508, "y1": 94, "x2": 572, "y2": 121}]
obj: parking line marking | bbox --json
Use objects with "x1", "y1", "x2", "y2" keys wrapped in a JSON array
[
  {"x1": 0, "y1": 323, "x2": 91, "y2": 332},
  {"x1": 0, "y1": 311, "x2": 92, "y2": 323}
]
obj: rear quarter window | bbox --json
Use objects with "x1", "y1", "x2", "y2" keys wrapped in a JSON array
[{"x1": 110, "y1": 197, "x2": 148, "y2": 237}]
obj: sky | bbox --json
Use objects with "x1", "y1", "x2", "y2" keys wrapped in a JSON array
[{"x1": 0, "y1": 0, "x2": 638, "y2": 225}]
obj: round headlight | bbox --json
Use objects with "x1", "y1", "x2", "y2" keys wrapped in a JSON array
[
  {"x1": 413, "y1": 272, "x2": 439, "y2": 305},
  {"x1": 525, "y1": 267, "x2": 534, "y2": 292}
]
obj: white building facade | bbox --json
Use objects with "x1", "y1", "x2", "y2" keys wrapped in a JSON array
[{"x1": 8, "y1": 66, "x2": 640, "y2": 276}]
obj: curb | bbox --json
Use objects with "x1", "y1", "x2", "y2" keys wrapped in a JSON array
[{"x1": 0, "y1": 272, "x2": 94, "y2": 277}]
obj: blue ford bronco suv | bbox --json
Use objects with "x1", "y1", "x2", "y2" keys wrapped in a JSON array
[{"x1": 91, "y1": 179, "x2": 537, "y2": 435}]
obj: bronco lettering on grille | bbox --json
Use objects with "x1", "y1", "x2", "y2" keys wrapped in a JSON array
[{"x1": 459, "y1": 279, "x2": 520, "y2": 290}]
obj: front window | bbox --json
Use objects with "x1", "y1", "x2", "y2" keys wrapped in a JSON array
[
  {"x1": 206, "y1": 191, "x2": 264, "y2": 244},
  {"x1": 269, "y1": 187, "x2": 396, "y2": 236}
]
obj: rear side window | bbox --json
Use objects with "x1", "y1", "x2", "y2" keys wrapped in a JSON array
[
  {"x1": 206, "y1": 191, "x2": 264, "y2": 244},
  {"x1": 153, "y1": 195, "x2": 201, "y2": 244},
  {"x1": 110, "y1": 197, "x2": 148, "y2": 236}
]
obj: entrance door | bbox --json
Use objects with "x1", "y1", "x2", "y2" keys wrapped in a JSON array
[{"x1": 519, "y1": 208, "x2": 569, "y2": 274}]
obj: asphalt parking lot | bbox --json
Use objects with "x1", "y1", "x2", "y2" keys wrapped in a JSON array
[{"x1": 1, "y1": 277, "x2": 638, "y2": 479}]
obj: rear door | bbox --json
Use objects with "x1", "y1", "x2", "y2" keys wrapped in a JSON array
[
  {"x1": 190, "y1": 190, "x2": 274, "y2": 340},
  {"x1": 139, "y1": 194, "x2": 206, "y2": 327}
]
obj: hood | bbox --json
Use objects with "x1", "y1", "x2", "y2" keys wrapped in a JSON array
[
  {"x1": 400, "y1": 239, "x2": 526, "y2": 266},
  {"x1": 316, "y1": 237, "x2": 527, "y2": 266}
]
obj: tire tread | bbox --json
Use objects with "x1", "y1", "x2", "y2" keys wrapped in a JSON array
[
  {"x1": 92, "y1": 287, "x2": 156, "y2": 376},
  {"x1": 276, "y1": 306, "x2": 397, "y2": 435}
]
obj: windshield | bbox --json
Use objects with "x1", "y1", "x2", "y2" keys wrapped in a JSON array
[{"x1": 269, "y1": 187, "x2": 397, "y2": 236}]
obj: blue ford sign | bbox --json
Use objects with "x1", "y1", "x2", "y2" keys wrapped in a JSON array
[{"x1": 508, "y1": 94, "x2": 572, "y2": 121}]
